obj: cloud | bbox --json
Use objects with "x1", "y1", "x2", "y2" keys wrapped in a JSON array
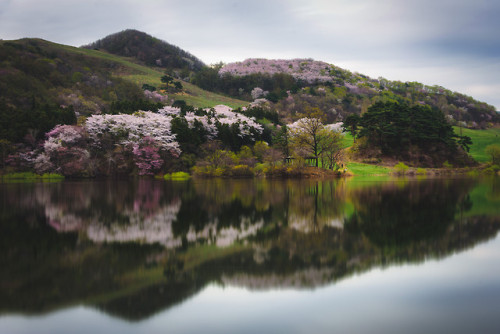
[{"x1": 0, "y1": 0, "x2": 499, "y2": 109}]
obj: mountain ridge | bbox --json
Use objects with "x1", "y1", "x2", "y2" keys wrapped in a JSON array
[
  {"x1": 210, "y1": 57, "x2": 498, "y2": 127},
  {"x1": 1, "y1": 29, "x2": 498, "y2": 134}
]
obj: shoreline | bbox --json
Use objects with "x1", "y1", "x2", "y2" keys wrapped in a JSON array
[{"x1": 1, "y1": 164, "x2": 499, "y2": 182}]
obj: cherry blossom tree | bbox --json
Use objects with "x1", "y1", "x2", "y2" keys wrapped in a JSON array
[
  {"x1": 133, "y1": 136, "x2": 164, "y2": 175},
  {"x1": 35, "y1": 125, "x2": 91, "y2": 176},
  {"x1": 85, "y1": 111, "x2": 181, "y2": 157}
]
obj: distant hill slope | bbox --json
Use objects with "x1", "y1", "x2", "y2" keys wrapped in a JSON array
[
  {"x1": 0, "y1": 37, "x2": 247, "y2": 142},
  {"x1": 82, "y1": 29, "x2": 205, "y2": 73},
  {"x1": 213, "y1": 58, "x2": 498, "y2": 128},
  {"x1": 0, "y1": 38, "x2": 146, "y2": 114}
]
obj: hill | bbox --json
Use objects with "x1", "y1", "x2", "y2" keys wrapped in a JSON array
[
  {"x1": 82, "y1": 29, "x2": 205, "y2": 75},
  {"x1": 0, "y1": 37, "x2": 247, "y2": 143},
  {"x1": 0, "y1": 38, "x2": 145, "y2": 141},
  {"x1": 195, "y1": 58, "x2": 498, "y2": 128}
]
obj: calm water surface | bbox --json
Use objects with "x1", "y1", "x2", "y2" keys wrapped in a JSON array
[{"x1": 1, "y1": 177, "x2": 499, "y2": 333}]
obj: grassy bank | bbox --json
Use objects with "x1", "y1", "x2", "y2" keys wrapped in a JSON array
[
  {"x1": 1, "y1": 172, "x2": 64, "y2": 182},
  {"x1": 454, "y1": 126, "x2": 500, "y2": 163},
  {"x1": 345, "y1": 162, "x2": 392, "y2": 176}
]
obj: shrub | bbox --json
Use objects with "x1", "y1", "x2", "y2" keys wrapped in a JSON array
[
  {"x1": 485, "y1": 144, "x2": 500, "y2": 165},
  {"x1": 230, "y1": 164, "x2": 254, "y2": 177},
  {"x1": 483, "y1": 164, "x2": 500, "y2": 175},
  {"x1": 442, "y1": 161, "x2": 453, "y2": 169},
  {"x1": 416, "y1": 168, "x2": 427, "y2": 175},
  {"x1": 393, "y1": 162, "x2": 409, "y2": 175},
  {"x1": 1, "y1": 172, "x2": 64, "y2": 182},
  {"x1": 164, "y1": 171, "x2": 190, "y2": 181}
]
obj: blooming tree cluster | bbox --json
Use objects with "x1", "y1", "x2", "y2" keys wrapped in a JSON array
[
  {"x1": 205, "y1": 105, "x2": 264, "y2": 139},
  {"x1": 220, "y1": 58, "x2": 337, "y2": 83},
  {"x1": 157, "y1": 105, "x2": 263, "y2": 140},
  {"x1": 85, "y1": 111, "x2": 181, "y2": 156},
  {"x1": 324, "y1": 122, "x2": 344, "y2": 133},
  {"x1": 251, "y1": 87, "x2": 268, "y2": 99},
  {"x1": 143, "y1": 89, "x2": 168, "y2": 103},
  {"x1": 34, "y1": 125, "x2": 91, "y2": 176},
  {"x1": 30, "y1": 103, "x2": 267, "y2": 176}
]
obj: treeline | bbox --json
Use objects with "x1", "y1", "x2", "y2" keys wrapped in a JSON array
[
  {"x1": 192, "y1": 65, "x2": 305, "y2": 102},
  {"x1": 0, "y1": 99, "x2": 76, "y2": 143}
]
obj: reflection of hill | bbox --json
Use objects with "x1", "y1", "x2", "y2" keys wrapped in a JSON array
[
  {"x1": 220, "y1": 216, "x2": 500, "y2": 291},
  {"x1": 1, "y1": 178, "x2": 499, "y2": 321}
]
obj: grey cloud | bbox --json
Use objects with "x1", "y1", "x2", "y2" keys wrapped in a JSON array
[{"x1": 0, "y1": 0, "x2": 498, "y2": 109}]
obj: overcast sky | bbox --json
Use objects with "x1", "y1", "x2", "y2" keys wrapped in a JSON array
[{"x1": 1, "y1": 0, "x2": 499, "y2": 110}]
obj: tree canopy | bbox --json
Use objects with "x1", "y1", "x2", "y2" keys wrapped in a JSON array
[{"x1": 355, "y1": 101, "x2": 473, "y2": 166}]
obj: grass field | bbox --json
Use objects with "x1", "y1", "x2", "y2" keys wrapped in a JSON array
[
  {"x1": 60, "y1": 42, "x2": 250, "y2": 109},
  {"x1": 172, "y1": 81, "x2": 249, "y2": 109},
  {"x1": 454, "y1": 127, "x2": 500, "y2": 163},
  {"x1": 345, "y1": 162, "x2": 392, "y2": 176},
  {"x1": 342, "y1": 132, "x2": 354, "y2": 149}
]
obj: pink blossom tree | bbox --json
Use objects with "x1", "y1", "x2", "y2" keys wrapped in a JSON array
[{"x1": 132, "y1": 136, "x2": 164, "y2": 176}]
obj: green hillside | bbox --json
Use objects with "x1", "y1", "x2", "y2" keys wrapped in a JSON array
[
  {"x1": 0, "y1": 37, "x2": 248, "y2": 142},
  {"x1": 454, "y1": 127, "x2": 500, "y2": 163},
  {"x1": 194, "y1": 59, "x2": 498, "y2": 128}
]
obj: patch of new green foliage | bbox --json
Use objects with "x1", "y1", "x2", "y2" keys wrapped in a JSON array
[
  {"x1": 416, "y1": 168, "x2": 427, "y2": 175},
  {"x1": 164, "y1": 171, "x2": 191, "y2": 181},
  {"x1": 453, "y1": 127, "x2": 500, "y2": 163},
  {"x1": 345, "y1": 162, "x2": 392, "y2": 176},
  {"x1": 393, "y1": 162, "x2": 409, "y2": 175}
]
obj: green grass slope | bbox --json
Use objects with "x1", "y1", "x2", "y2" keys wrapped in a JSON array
[
  {"x1": 454, "y1": 127, "x2": 500, "y2": 163},
  {"x1": 0, "y1": 38, "x2": 248, "y2": 114}
]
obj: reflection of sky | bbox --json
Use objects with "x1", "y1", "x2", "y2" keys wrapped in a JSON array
[{"x1": 3, "y1": 234, "x2": 500, "y2": 334}]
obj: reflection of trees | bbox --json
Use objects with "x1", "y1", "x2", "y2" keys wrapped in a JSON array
[
  {"x1": 344, "y1": 178, "x2": 476, "y2": 249},
  {"x1": 1, "y1": 177, "x2": 499, "y2": 321},
  {"x1": 287, "y1": 179, "x2": 347, "y2": 232}
]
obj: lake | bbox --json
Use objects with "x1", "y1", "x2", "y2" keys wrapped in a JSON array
[{"x1": 1, "y1": 176, "x2": 500, "y2": 334}]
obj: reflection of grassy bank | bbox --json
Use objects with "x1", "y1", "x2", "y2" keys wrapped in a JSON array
[{"x1": 462, "y1": 177, "x2": 500, "y2": 217}]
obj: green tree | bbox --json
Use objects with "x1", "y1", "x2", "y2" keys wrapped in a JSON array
[
  {"x1": 358, "y1": 101, "x2": 458, "y2": 158},
  {"x1": 319, "y1": 130, "x2": 343, "y2": 169},
  {"x1": 289, "y1": 108, "x2": 341, "y2": 168},
  {"x1": 485, "y1": 144, "x2": 500, "y2": 165},
  {"x1": 253, "y1": 141, "x2": 269, "y2": 163},
  {"x1": 273, "y1": 125, "x2": 290, "y2": 157},
  {"x1": 174, "y1": 81, "x2": 183, "y2": 91},
  {"x1": 161, "y1": 74, "x2": 173, "y2": 85},
  {"x1": 342, "y1": 114, "x2": 361, "y2": 143}
]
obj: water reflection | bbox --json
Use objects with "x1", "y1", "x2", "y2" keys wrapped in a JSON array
[{"x1": 0, "y1": 177, "x2": 499, "y2": 321}]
